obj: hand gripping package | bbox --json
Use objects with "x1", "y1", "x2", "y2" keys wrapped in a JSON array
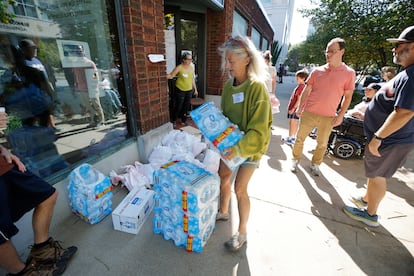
[
  {"x1": 153, "y1": 160, "x2": 219, "y2": 252},
  {"x1": 190, "y1": 101, "x2": 246, "y2": 170},
  {"x1": 67, "y1": 163, "x2": 113, "y2": 224}
]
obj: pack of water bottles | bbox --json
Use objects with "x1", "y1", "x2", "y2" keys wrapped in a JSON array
[
  {"x1": 190, "y1": 101, "x2": 246, "y2": 170},
  {"x1": 153, "y1": 160, "x2": 219, "y2": 252},
  {"x1": 67, "y1": 163, "x2": 113, "y2": 224}
]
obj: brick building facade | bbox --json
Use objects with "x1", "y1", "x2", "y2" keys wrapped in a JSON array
[{"x1": 122, "y1": 0, "x2": 274, "y2": 133}]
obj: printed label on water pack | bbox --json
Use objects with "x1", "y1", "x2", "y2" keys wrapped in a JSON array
[{"x1": 212, "y1": 125, "x2": 235, "y2": 147}]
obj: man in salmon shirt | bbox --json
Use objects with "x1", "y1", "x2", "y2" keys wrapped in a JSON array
[
  {"x1": 291, "y1": 37, "x2": 356, "y2": 176},
  {"x1": 0, "y1": 111, "x2": 77, "y2": 275}
]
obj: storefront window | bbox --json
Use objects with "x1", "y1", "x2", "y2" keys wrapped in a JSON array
[
  {"x1": 251, "y1": 27, "x2": 260, "y2": 50},
  {"x1": 232, "y1": 11, "x2": 247, "y2": 37},
  {"x1": 0, "y1": 0, "x2": 130, "y2": 180}
]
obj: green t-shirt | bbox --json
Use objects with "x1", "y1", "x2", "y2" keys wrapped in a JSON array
[{"x1": 221, "y1": 78, "x2": 272, "y2": 161}]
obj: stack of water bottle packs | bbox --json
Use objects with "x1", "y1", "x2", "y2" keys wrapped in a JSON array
[
  {"x1": 190, "y1": 101, "x2": 246, "y2": 170},
  {"x1": 153, "y1": 160, "x2": 220, "y2": 252},
  {"x1": 68, "y1": 163, "x2": 113, "y2": 224}
]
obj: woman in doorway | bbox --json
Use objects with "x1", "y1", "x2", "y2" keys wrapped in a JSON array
[
  {"x1": 215, "y1": 36, "x2": 272, "y2": 252},
  {"x1": 167, "y1": 52, "x2": 198, "y2": 126}
]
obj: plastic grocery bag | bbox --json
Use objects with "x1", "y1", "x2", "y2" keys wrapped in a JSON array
[
  {"x1": 269, "y1": 93, "x2": 280, "y2": 114},
  {"x1": 67, "y1": 163, "x2": 113, "y2": 224},
  {"x1": 109, "y1": 161, "x2": 152, "y2": 192}
]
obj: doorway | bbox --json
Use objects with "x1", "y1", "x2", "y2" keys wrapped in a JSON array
[{"x1": 164, "y1": 8, "x2": 205, "y2": 97}]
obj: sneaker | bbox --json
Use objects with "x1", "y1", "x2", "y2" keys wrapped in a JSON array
[
  {"x1": 350, "y1": 195, "x2": 368, "y2": 209},
  {"x1": 52, "y1": 127, "x2": 63, "y2": 132},
  {"x1": 291, "y1": 159, "x2": 298, "y2": 173},
  {"x1": 94, "y1": 122, "x2": 104, "y2": 129},
  {"x1": 310, "y1": 163, "x2": 320, "y2": 176},
  {"x1": 224, "y1": 232, "x2": 247, "y2": 252},
  {"x1": 343, "y1": 205, "x2": 379, "y2": 227},
  {"x1": 286, "y1": 137, "x2": 296, "y2": 146},
  {"x1": 28, "y1": 238, "x2": 78, "y2": 265},
  {"x1": 9, "y1": 258, "x2": 67, "y2": 276},
  {"x1": 216, "y1": 212, "x2": 229, "y2": 221}
]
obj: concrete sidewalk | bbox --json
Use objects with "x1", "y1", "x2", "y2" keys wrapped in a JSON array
[{"x1": 5, "y1": 76, "x2": 414, "y2": 276}]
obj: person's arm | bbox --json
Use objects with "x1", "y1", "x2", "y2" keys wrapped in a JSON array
[
  {"x1": 0, "y1": 145, "x2": 26, "y2": 172},
  {"x1": 166, "y1": 65, "x2": 180, "y2": 79},
  {"x1": 333, "y1": 89, "x2": 353, "y2": 126},
  {"x1": 192, "y1": 79, "x2": 198, "y2": 96},
  {"x1": 271, "y1": 68, "x2": 277, "y2": 94},
  {"x1": 368, "y1": 107, "x2": 414, "y2": 157},
  {"x1": 192, "y1": 67, "x2": 198, "y2": 96},
  {"x1": 295, "y1": 84, "x2": 312, "y2": 117}
]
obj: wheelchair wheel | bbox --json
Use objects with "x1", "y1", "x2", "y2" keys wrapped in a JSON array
[{"x1": 333, "y1": 141, "x2": 357, "y2": 159}]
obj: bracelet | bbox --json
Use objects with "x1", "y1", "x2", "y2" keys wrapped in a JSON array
[{"x1": 374, "y1": 133, "x2": 384, "y2": 140}]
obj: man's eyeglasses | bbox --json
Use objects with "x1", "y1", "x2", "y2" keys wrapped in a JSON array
[
  {"x1": 323, "y1": 49, "x2": 341, "y2": 55},
  {"x1": 394, "y1": 41, "x2": 414, "y2": 48}
]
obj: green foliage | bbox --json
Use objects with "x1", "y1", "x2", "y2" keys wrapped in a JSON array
[
  {"x1": 4, "y1": 114, "x2": 22, "y2": 134},
  {"x1": 0, "y1": 0, "x2": 15, "y2": 23},
  {"x1": 270, "y1": 41, "x2": 282, "y2": 66},
  {"x1": 288, "y1": 0, "x2": 414, "y2": 72}
]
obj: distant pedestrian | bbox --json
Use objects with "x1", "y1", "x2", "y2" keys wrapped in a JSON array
[
  {"x1": 291, "y1": 38, "x2": 356, "y2": 176},
  {"x1": 380, "y1": 66, "x2": 397, "y2": 82},
  {"x1": 263, "y1": 50, "x2": 279, "y2": 113},
  {"x1": 344, "y1": 25, "x2": 414, "y2": 227},
  {"x1": 215, "y1": 36, "x2": 272, "y2": 252},
  {"x1": 278, "y1": 63, "x2": 285, "y2": 83},
  {"x1": 282, "y1": 69, "x2": 309, "y2": 145}
]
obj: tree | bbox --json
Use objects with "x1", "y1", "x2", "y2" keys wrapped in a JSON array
[
  {"x1": 289, "y1": 0, "x2": 414, "y2": 73},
  {"x1": 270, "y1": 41, "x2": 282, "y2": 66},
  {"x1": 0, "y1": 0, "x2": 15, "y2": 23}
]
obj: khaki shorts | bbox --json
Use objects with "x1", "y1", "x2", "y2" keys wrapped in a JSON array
[{"x1": 364, "y1": 144, "x2": 414, "y2": 178}]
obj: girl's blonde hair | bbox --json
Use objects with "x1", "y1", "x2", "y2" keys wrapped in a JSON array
[{"x1": 218, "y1": 36, "x2": 269, "y2": 83}]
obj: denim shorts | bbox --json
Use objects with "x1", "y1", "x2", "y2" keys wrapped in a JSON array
[
  {"x1": 0, "y1": 166, "x2": 55, "y2": 244},
  {"x1": 241, "y1": 159, "x2": 260, "y2": 169},
  {"x1": 287, "y1": 113, "x2": 299, "y2": 120}
]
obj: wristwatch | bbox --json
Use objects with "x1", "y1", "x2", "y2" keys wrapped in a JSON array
[{"x1": 373, "y1": 133, "x2": 384, "y2": 140}]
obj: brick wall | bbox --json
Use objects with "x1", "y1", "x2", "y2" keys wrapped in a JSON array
[
  {"x1": 205, "y1": 0, "x2": 274, "y2": 96},
  {"x1": 121, "y1": 0, "x2": 169, "y2": 134}
]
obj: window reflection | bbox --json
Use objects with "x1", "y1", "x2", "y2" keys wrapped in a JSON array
[{"x1": 0, "y1": 0, "x2": 129, "y2": 179}]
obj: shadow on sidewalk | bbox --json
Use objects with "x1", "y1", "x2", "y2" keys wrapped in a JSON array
[{"x1": 293, "y1": 157, "x2": 414, "y2": 275}]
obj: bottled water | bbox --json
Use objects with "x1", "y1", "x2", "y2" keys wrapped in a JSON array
[
  {"x1": 190, "y1": 102, "x2": 247, "y2": 170},
  {"x1": 186, "y1": 220, "x2": 216, "y2": 253},
  {"x1": 68, "y1": 163, "x2": 113, "y2": 224},
  {"x1": 153, "y1": 160, "x2": 219, "y2": 252},
  {"x1": 154, "y1": 160, "x2": 219, "y2": 212},
  {"x1": 185, "y1": 198, "x2": 218, "y2": 235}
]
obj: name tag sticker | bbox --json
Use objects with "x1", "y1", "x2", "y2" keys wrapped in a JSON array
[{"x1": 233, "y1": 92, "x2": 244, "y2": 104}]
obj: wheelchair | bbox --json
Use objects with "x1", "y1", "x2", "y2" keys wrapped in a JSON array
[{"x1": 327, "y1": 115, "x2": 366, "y2": 159}]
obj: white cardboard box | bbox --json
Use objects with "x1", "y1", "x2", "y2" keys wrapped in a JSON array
[{"x1": 112, "y1": 188, "x2": 155, "y2": 234}]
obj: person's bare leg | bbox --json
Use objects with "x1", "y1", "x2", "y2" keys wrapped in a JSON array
[
  {"x1": 32, "y1": 190, "x2": 58, "y2": 244},
  {"x1": 49, "y1": 115, "x2": 56, "y2": 128},
  {"x1": 234, "y1": 166, "x2": 255, "y2": 234},
  {"x1": 218, "y1": 161, "x2": 232, "y2": 215},
  {"x1": 0, "y1": 241, "x2": 25, "y2": 274},
  {"x1": 289, "y1": 119, "x2": 299, "y2": 137},
  {"x1": 365, "y1": 177, "x2": 386, "y2": 216}
]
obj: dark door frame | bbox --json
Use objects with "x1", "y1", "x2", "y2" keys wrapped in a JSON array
[{"x1": 164, "y1": 6, "x2": 205, "y2": 98}]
